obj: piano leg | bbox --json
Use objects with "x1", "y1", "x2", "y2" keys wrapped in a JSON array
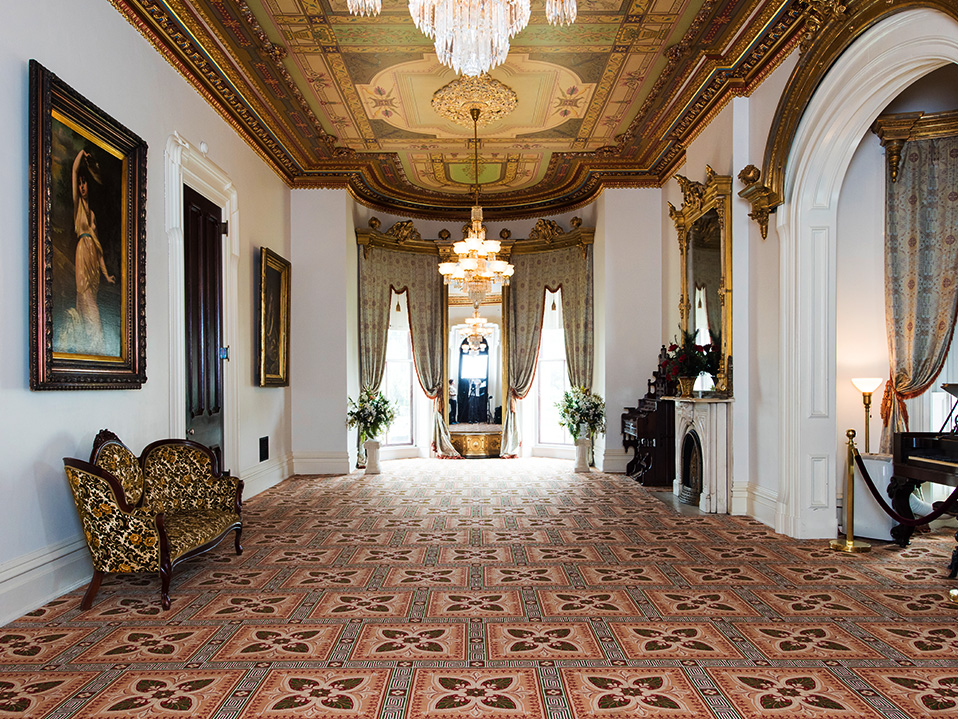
[
  {"x1": 623, "y1": 439, "x2": 638, "y2": 477},
  {"x1": 949, "y1": 531, "x2": 958, "y2": 580},
  {"x1": 888, "y1": 477, "x2": 920, "y2": 548}
]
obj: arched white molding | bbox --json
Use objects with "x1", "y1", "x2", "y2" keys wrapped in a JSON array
[
  {"x1": 165, "y1": 132, "x2": 240, "y2": 474},
  {"x1": 777, "y1": 8, "x2": 958, "y2": 538}
]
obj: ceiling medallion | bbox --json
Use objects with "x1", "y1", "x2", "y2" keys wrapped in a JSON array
[
  {"x1": 431, "y1": 74, "x2": 518, "y2": 128},
  {"x1": 348, "y1": 0, "x2": 577, "y2": 76}
]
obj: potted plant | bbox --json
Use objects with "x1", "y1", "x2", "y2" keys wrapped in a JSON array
[
  {"x1": 556, "y1": 387, "x2": 607, "y2": 466},
  {"x1": 346, "y1": 388, "x2": 396, "y2": 470},
  {"x1": 659, "y1": 329, "x2": 717, "y2": 397}
]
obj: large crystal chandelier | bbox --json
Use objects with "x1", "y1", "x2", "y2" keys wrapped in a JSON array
[
  {"x1": 438, "y1": 107, "x2": 514, "y2": 305},
  {"x1": 347, "y1": 0, "x2": 577, "y2": 76}
]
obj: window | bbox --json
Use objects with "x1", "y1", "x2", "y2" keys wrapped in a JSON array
[
  {"x1": 383, "y1": 327, "x2": 413, "y2": 446},
  {"x1": 538, "y1": 290, "x2": 571, "y2": 445}
]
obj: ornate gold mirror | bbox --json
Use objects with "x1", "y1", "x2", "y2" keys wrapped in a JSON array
[{"x1": 669, "y1": 166, "x2": 732, "y2": 395}]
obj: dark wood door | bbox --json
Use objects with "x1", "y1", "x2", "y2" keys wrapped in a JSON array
[{"x1": 184, "y1": 185, "x2": 224, "y2": 460}]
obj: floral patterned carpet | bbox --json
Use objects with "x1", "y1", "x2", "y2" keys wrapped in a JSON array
[{"x1": 2, "y1": 458, "x2": 958, "y2": 718}]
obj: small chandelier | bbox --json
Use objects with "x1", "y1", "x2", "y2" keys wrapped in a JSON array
[
  {"x1": 438, "y1": 107, "x2": 514, "y2": 305},
  {"x1": 462, "y1": 308, "x2": 494, "y2": 355},
  {"x1": 348, "y1": 0, "x2": 577, "y2": 76}
]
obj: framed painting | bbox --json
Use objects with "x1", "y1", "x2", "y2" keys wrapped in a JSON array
[
  {"x1": 258, "y1": 247, "x2": 290, "y2": 387},
  {"x1": 29, "y1": 60, "x2": 147, "y2": 390}
]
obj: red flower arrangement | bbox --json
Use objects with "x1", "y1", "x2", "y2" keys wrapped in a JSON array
[{"x1": 659, "y1": 329, "x2": 718, "y2": 380}]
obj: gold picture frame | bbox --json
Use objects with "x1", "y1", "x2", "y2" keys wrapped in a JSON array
[
  {"x1": 668, "y1": 165, "x2": 733, "y2": 396},
  {"x1": 29, "y1": 60, "x2": 148, "y2": 390},
  {"x1": 258, "y1": 247, "x2": 290, "y2": 387}
]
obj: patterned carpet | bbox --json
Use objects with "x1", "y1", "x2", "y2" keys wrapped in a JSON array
[{"x1": 3, "y1": 458, "x2": 958, "y2": 718}]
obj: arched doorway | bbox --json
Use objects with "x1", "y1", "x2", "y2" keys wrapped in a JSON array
[{"x1": 777, "y1": 8, "x2": 958, "y2": 538}]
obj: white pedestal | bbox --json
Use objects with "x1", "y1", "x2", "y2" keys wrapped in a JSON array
[
  {"x1": 364, "y1": 439, "x2": 381, "y2": 475},
  {"x1": 852, "y1": 453, "x2": 895, "y2": 541},
  {"x1": 574, "y1": 437, "x2": 591, "y2": 473},
  {"x1": 674, "y1": 398, "x2": 732, "y2": 513}
]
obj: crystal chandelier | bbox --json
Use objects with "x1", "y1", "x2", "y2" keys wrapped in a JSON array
[
  {"x1": 462, "y1": 308, "x2": 494, "y2": 355},
  {"x1": 348, "y1": 0, "x2": 577, "y2": 76},
  {"x1": 438, "y1": 107, "x2": 514, "y2": 306}
]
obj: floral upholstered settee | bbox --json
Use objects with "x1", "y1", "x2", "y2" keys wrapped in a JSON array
[{"x1": 63, "y1": 429, "x2": 243, "y2": 610}]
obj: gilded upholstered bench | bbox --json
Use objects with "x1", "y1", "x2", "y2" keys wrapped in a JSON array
[{"x1": 63, "y1": 429, "x2": 243, "y2": 610}]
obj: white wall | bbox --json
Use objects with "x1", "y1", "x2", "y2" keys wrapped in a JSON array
[
  {"x1": 290, "y1": 190, "x2": 352, "y2": 474},
  {"x1": 836, "y1": 135, "x2": 887, "y2": 456},
  {"x1": 0, "y1": 0, "x2": 291, "y2": 623},
  {"x1": 595, "y1": 188, "x2": 664, "y2": 472},
  {"x1": 746, "y1": 53, "x2": 795, "y2": 524}
]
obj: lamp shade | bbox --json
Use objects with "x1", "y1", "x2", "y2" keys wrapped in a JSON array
[{"x1": 851, "y1": 377, "x2": 883, "y2": 394}]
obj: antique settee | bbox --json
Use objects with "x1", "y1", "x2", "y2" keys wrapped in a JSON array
[{"x1": 63, "y1": 429, "x2": 243, "y2": 610}]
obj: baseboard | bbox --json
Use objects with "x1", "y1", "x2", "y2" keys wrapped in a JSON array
[
  {"x1": 291, "y1": 451, "x2": 350, "y2": 477},
  {"x1": 749, "y1": 484, "x2": 779, "y2": 529},
  {"x1": 531, "y1": 446, "x2": 575, "y2": 460},
  {"x1": 0, "y1": 537, "x2": 91, "y2": 625},
  {"x1": 241, "y1": 454, "x2": 294, "y2": 498},
  {"x1": 599, "y1": 448, "x2": 630, "y2": 474}
]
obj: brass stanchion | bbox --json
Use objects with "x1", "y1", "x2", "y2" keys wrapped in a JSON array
[
  {"x1": 830, "y1": 429, "x2": 872, "y2": 553},
  {"x1": 950, "y1": 589, "x2": 958, "y2": 605}
]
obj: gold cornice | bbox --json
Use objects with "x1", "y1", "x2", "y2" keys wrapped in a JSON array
[
  {"x1": 871, "y1": 109, "x2": 958, "y2": 182},
  {"x1": 355, "y1": 217, "x2": 595, "y2": 259},
  {"x1": 760, "y1": 0, "x2": 958, "y2": 214},
  {"x1": 355, "y1": 219, "x2": 440, "y2": 258}
]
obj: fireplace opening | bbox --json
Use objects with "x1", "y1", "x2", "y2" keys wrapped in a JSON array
[{"x1": 679, "y1": 429, "x2": 703, "y2": 506}]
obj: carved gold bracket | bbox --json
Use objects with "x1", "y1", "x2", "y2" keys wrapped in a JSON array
[
  {"x1": 737, "y1": 165, "x2": 779, "y2": 240},
  {"x1": 799, "y1": 0, "x2": 848, "y2": 55},
  {"x1": 871, "y1": 109, "x2": 958, "y2": 183}
]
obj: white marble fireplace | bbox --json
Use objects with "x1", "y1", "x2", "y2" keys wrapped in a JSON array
[{"x1": 673, "y1": 398, "x2": 732, "y2": 513}]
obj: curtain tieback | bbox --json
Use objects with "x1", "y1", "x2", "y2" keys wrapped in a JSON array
[{"x1": 879, "y1": 379, "x2": 909, "y2": 427}]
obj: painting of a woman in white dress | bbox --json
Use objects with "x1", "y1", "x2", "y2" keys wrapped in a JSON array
[{"x1": 50, "y1": 118, "x2": 124, "y2": 359}]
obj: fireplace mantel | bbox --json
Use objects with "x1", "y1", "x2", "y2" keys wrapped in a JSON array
[{"x1": 672, "y1": 398, "x2": 732, "y2": 513}]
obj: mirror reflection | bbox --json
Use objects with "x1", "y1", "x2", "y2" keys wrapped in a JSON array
[
  {"x1": 688, "y1": 208, "x2": 721, "y2": 347},
  {"x1": 448, "y1": 296, "x2": 502, "y2": 427}
]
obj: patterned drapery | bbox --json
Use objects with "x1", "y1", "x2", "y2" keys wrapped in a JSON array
[
  {"x1": 879, "y1": 136, "x2": 958, "y2": 453},
  {"x1": 501, "y1": 245, "x2": 594, "y2": 456},
  {"x1": 359, "y1": 247, "x2": 459, "y2": 457}
]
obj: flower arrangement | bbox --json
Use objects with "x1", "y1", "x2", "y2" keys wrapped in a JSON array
[
  {"x1": 659, "y1": 329, "x2": 718, "y2": 381},
  {"x1": 556, "y1": 387, "x2": 607, "y2": 442},
  {"x1": 346, "y1": 388, "x2": 396, "y2": 442}
]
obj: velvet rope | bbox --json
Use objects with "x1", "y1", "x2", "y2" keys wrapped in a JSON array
[{"x1": 853, "y1": 449, "x2": 958, "y2": 526}]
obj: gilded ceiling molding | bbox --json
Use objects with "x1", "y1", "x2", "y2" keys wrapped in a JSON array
[
  {"x1": 871, "y1": 109, "x2": 958, "y2": 182},
  {"x1": 107, "y1": 1, "x2": 805, "y2": 219},
  {"x1": 759, "y1": 0, "x2": 958, "y2": 215},
  {"x1": 234, "y1": 0, "x2": 341, "y2": 156}
]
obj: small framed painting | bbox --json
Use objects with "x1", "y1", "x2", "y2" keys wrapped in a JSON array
[
  {"x1": 258, "y1": 247, "x2": 290, "y2": 387},
  {"x1": 29, "y1": 60, "x2": 147, "y2": 390}
]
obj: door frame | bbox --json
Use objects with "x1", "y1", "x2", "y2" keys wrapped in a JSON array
[{"x1": 165, "y1": 132, "x2": 240, "y2": 474}]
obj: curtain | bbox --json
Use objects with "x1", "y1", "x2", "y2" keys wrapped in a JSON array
[
  {"x1": 879, "y1": 135, "x2": 958, "y2": 453},
  {"x1": 358, "y1": 249, "x2": 391, "y2": 393},
  {"x1": 359, "y1": 246, "x2": 459, "y2": 457},
  {"x1": 501, "y1": 244, "x2": 593, "y2": 456}
]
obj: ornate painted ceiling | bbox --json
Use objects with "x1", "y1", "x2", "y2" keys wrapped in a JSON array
[{"x1": 109, "y1": 0, "x2": 805, "y2": 219}]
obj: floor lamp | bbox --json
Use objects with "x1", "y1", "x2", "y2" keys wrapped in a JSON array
[{"x1": 851, "y1": 377, "x2": 883, "y2": 454}]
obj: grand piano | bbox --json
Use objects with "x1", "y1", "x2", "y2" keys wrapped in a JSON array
[
  {"x1": 891, "y1": 383, "x2": 958, "y2": 577},
  {"x1": 621, "y1": 347, "x2": 674, "y2": 486}
]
